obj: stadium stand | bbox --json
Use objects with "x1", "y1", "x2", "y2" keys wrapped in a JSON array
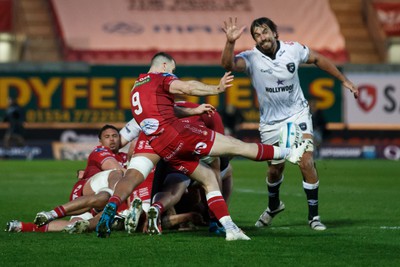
[
  {"x1": 1, "y1": 0, "x2": 61, "y2": 62},
  {"x1": 330, "y1": 0, "x2": 382, "y2": 63},
  {"x1": 363, "y1": 0, "x2": 400, "y2": 63},
  {"x1": 2, "y1": 0, "x2": 393, "y2": 64},
  {"x1": 50, "y1": 0, "x2": 348, "y2": 64}
]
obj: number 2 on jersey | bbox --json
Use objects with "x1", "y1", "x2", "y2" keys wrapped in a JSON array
[{"x1": 131, "y1": 91, "x2": 143, "y2": 115}]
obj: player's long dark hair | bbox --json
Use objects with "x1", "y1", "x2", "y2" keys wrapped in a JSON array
[{"x1": 250, "y1": 17, "x2": 279, "y2": 39}]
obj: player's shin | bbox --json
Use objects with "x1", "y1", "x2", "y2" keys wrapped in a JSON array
[
  {"x1": 303, "y1": 180, "x2": 319, "y2": 219},
  {"x1": 206, "y1": 191, "x2": 237, "y2": 231}
]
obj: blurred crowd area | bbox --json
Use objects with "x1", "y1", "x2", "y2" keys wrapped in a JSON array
[{"x1": 0, "y1": 0, "x2": 399, "y2": 161}]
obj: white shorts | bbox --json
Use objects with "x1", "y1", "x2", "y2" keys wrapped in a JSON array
[
  {"x1": 259, "y1": 108, "x2": 313, "y2": 164},
  {"x1": 88, "y1": 169, "x2": 114, "y2": 195}
]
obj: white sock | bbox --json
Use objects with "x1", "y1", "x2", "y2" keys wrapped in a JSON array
[
  {"x1": 219, "y1": 216, "x2": 239, "y2": 232},
  {"x1": 273, "y1": 146, "x2": 291, "y2": 159}
]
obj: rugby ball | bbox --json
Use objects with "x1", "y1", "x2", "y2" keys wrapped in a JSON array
[{"x1": 279, "y1": 122, "x2": 303, "y2": 148}]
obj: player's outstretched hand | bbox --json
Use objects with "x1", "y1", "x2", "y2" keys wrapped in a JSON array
[
  {"x1": 343, "y1": 79, "x2": 359, "y2": 99},
  {"x1": 222, "y1": 17, "x2": 246, "y2": 43},
  {"x1": 194, "y1": 103, "x2": 216, "y2": 116},
  {"x1": 217, "y1": 71, "x2": 234, "y2": 93}
]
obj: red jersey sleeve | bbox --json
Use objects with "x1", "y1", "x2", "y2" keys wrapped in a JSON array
[{"x1": 82, "y1": 146, "x2": 118, "y2": 179}]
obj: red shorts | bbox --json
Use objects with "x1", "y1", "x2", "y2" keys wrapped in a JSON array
[
  {"x1": 69, "y1": 179, "x2": 88, "y2": 201},
  {"x1": 149, "y1": 124, "x2": 216, "y2": 175},
  {"x1": 134, "y1": 133, "x2": 156, "y2": 154}
]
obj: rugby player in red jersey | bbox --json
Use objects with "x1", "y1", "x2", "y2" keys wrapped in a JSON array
[
  {"x1": 5, "y1": 125, "x2": 127, "y2": 232},
  {"x1": 96, "y1": 52, "x2": 308, "y2": 241}
]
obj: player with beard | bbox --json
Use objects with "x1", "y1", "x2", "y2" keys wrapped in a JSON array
[{"x1": 221, "y1": 17, "x2": 358, "y2": 230}]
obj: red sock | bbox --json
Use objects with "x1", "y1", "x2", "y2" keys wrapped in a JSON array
[
  {"x1": 206, "y1": 193, "x2": 229, "y2": 220},
  {"x1": 21, "y1": 222, "x2": 48, "y2": 232},
  {"x1": 54, "y1": 206, "x2": 66, "y2": 218},
  {"x1": 109, "y1": 196, "x2": 122, "y2": 207},
  {"x1": 152, "y1": 202, "x2": 164, "y2": 215},
  {"x1": 256, "y1": 143, "x2": 275, "y2": 161}
]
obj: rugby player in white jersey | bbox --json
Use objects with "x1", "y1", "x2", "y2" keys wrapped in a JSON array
[{"x1": 221, "y1": 17, "x2": 358, "y2": 230}]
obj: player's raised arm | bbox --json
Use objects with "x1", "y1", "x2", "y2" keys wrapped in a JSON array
[
  {"x1": 169, "y1": 72, "x2": 234, "y2": 96},
  {"x1": 307, "y1": 49, "x2": 359, "y2": 98},
  {"x1": 221, "y1": 17, "x2": 247, "y2": 72},
  {"x1": 174, "y1": 103, "x2": 216, "y2": 118}
]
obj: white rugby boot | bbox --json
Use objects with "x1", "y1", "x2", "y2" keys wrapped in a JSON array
[
  {"x1": 286, "y1": 139, "x2": 313, "y2": 164},
  {"x1": 63, "y1": 220, "x2": 90, "y2": 234},
  {"x1": 309, "y1": 216, "x2": 327, "y2": 231},
  {"x1": 125, "y1": 197, "x2": 143, "y2": 234},
  {"x1": 255, "y1": 201, "x2": 285, "y2": 227},
  {"x1": 5, "y1": 220, "x2": 22, "y2": 232},
  {"x1": 34, "y1": 211, "x2": 55, "y2": 226},
  {"x1": 147, "y1": 206, "x2": 162, "y2": 235}
]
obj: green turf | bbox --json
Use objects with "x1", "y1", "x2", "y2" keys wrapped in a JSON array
[{"x1": 1, "y1": 159, "x2": 399, "y2": 266}]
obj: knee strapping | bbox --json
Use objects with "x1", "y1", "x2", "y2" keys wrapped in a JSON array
[{"x1": 128, "y1": 156, "x2": 154, "y2": 178}]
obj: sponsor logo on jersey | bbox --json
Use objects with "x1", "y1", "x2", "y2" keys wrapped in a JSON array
[
  {"x1": 99, "y1": 152, "x2": 112, "y2": 157},
  {"x1": 163, "y1": 73, "x2": 178, "y2": 78},
  {"x1": 283, "y1": 41, "x2": 295, "y2": 45},
  {"x1": 265, "y1": 84, "x2": 294, "y2": 93},
  {"x1": 95, "y1": 147, "x2": 107, "y2": 152},
  {"x1": 261, "y1": 68, "x2": 273, "y2": 74},
  {"x1": 140, "y1": 118, "x2": 160, "y2": 135},
  {"x1": 133, "y1": 75, "x2": 151, "y2": 88},
  {"x1": 286, "y1": 62, "x2": 295, "y2": 73}
]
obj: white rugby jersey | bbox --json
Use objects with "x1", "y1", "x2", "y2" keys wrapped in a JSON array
[{"x1": 237, "y1": 41, "x2": 310, "y2": 125}]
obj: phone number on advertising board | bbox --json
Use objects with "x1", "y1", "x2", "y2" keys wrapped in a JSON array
[{"x1": 26, "y1": 109, "x2": 127, "y2": 123}]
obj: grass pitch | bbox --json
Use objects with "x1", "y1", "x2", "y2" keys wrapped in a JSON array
[{"x1": 1, "y1": 159, "x2": 399, "y2": 266}]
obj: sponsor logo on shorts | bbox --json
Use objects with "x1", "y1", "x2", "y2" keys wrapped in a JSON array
[
  {"x1": 137, "y1": 140, "x2": 147, "y2": 150},
  {"x1": 72, "y1": 184, "x2": 83, "y2": 200},
  {"x1": 178, "y1": 166, "x2": 189, "y2": 174},
  {"x1": 184, "y1": 124, "x2": 205, "y2": 135},
  {"x1": 164, "y1": 141, "x2": 184, "y2": 161},
  {"x1": 299, "y1": 122, "x2": 307, "y2": 131},
  {"x1": 194, "y1": 142, "x2": 207, "y2": 155}
]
